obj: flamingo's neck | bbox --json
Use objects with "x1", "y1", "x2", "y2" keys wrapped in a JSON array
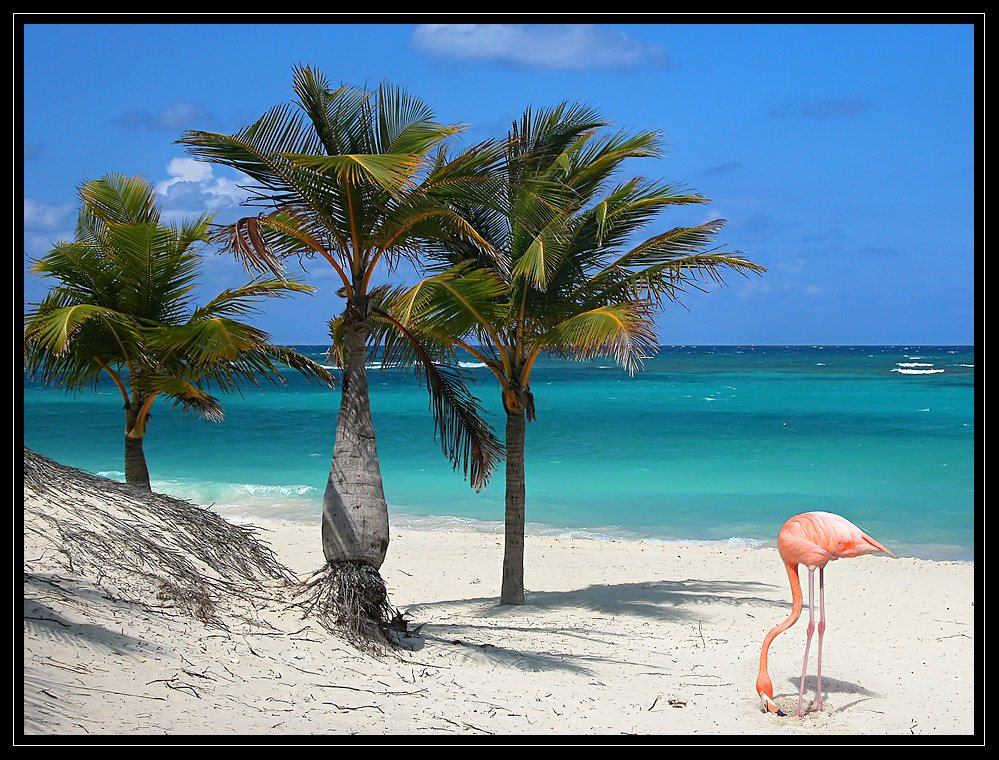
[{"x1": 757, "y1": 561, "x2": 802, "y2": 691}]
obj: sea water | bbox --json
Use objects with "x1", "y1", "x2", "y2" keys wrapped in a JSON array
[{"x1": 22, "y1": 345, "x2": 976, "y2": 562}]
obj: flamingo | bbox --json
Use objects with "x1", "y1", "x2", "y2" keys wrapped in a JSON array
[{"x1": 756, "y1": 511, "x2": 896, "y2": 717}]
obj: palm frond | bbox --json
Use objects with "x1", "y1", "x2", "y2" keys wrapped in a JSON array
[
  {"x1": 292, "y1": 66, "x2": 370, "y2": 155},
  {"x1": 372, "y1": 307, "x2": 503, "y2": 491},
  {"x1": 260, "y1": 345, "x2": 338, "y2": 388},
  {"x1": 178, "y1": 104, "x2": 330, "y2": 213},
  {"x1": 138, "y1": 374, "x2": 226, "y2": 423},
  {"x1": 542, "y1": 302, "x2": 660, "y2": 376},
  {"x1": 390, "y1": 265, "x2": 508, "y2": 344},
  {"x1": 511, "y1": 234, "x2": 555, "y2": 290},
  {"x1": 148, "y1": 317, "x2": 271, "y2": 368},
  {"x1": 376, "y1": 81, "x2": 462, "y2": 155},
  {"x1": 30, "y1": 241, "x2": 118, "y2": 305},
  {"x1": 190, "y1": 277, "x2": 316, "y2": 323},
  {"x1": 286, "y1": 152, "x2": 424, "y2": 196},
  {"x1": 24, "y1": 302, "x2": 142, "y2": 357},
  {"x1": 77, "y1": 172, "x2": 160, "y2": 229}
]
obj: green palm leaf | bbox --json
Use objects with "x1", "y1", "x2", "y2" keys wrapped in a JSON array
[
  {"x1": 543, "y1": 302, "x2": 660, "y2": 376},
  {"x1": 139, "y1": 374, "x2": 226, "y2": 423},
  {"x1": 24, "y1": 302, "x2": 138, "y2": 355},
  {"x1": 286, "y1": 152, "x2": 423, "y2": 196}
]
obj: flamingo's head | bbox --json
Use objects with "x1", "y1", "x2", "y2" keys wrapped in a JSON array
[{"x1": 755, "y1": 673, "x2": 786, "y2": 716}]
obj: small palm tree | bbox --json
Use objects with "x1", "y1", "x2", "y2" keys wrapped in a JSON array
[
  {"x1": 178, "y1": 65, "x2": 505, "y2": 644},
  {"x1": 23, "y1": 173, "x2": 335, "y2": 491},
  {"x1": 387, "y1": 104, "x2": 766, "y2": 603}
]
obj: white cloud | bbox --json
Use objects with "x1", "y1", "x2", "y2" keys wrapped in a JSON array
[
  {"x1": 160, "y1": 157, "x2": 214, "y2": 186},
  {"x1": 155, "y1": 158, "x2": 250, "y2": 221},
  {"x1": 412, "y1": 24, "x2": 668, "y2": 71},
  {"x1": 23, "y1": 198, "x2": 73, "y2": 230}
]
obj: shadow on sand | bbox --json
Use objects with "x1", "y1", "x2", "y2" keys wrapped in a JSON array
[
  {"x1": 777, "y1": 674, "x2": 884, "y2": 715},
  {"x1": 412, "y1": 576, "x2": 785, "y2": 622},
  {"x1": 395, "y1": 576, "x2": 790, "y2": 675}
]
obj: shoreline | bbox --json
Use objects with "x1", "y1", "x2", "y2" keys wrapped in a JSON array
[
  {"x1": 24, "y1": 459, "x2": 977, "y2": 737},
  {"x1": 53, "y1": 464, "x2": 981, "y2": 563},
  {"x1": 217, "y1": 510, "x2": 976, "y2": 565}
]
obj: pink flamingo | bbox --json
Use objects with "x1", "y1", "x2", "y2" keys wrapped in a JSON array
[{"x1": 756, "y1": 511, "x2": 895, "y2": 717}]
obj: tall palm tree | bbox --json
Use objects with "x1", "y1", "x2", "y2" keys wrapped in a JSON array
[
  {"x1": 23, "y1": 172, "x2": 335, "y2": 490},
  {"x1": 386, "y1": 104, "x2": 766, "y2": 604},
  {"x1": 178, "y1": 66, "x2": 505, "y2": 642}
]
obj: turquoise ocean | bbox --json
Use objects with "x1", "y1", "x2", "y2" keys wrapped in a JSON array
[{"x1": 22, "y1": 345, "x2": 976, "y2": 562}]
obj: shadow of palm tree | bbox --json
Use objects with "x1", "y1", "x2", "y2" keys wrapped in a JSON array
[
  {"x1": 23, "y1": 598, "x2": 151, "y2": 656},
  {"x1": 525, "y1": 577, "x2": 785, "y2": 620},
  {"x1": 395, "y1": 577, "x2": 789, "y2": 675},
  {"x1": 411, "y1": 626, "x2": 604, "y2": 675},
  {"x1": 410, "y1": 577, "x2": 785, "y2": 622},
  {"x1": 24, "y1": 572, "x2": 157, "y2": 655}
]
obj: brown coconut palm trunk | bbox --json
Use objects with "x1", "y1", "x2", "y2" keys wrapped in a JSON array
[
  {"x1": 124, "y1": 403, "x2": 151, "y2": 491},
  {"x1": 501, "y1": 404, "x2": 527, "y2": 605},
  {"x1": 321, "y1": 312, "x2": 390, "y2": 569}
]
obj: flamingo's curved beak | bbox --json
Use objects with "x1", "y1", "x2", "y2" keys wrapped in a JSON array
[{"x1": 760, "y1": 693, "x2": 786, "y2": 717}]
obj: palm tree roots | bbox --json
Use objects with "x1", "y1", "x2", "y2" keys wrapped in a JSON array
[{"x1": 292, "y1": 561, "x2": 407, "y2": 652}]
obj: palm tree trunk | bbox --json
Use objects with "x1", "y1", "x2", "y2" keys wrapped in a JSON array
[
  {"x1": 124, "y1": 404, "x2": 151, "y2": 491},
  {"x1": 501, "y1": 406, "x2": 527, "y2": 605},
  {"x1": 321, "y1": 314, "x2": 390, "y2": 569},
  {"x1": 124, "y1": 434, "x2": 151, "y2": 490}
]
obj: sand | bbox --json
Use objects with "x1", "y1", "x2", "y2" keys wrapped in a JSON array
[{"x1": 21, "y1": 453, "x2": 978, "y2": 740}]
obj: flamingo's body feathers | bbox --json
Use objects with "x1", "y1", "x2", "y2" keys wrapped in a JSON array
[{"x1": 778, "y1": 511, "x2": 896, "y2": 568}]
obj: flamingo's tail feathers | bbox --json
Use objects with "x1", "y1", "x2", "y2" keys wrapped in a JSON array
[{"x1": 861, "y1": 533, "x2": 895, "y2": 558}]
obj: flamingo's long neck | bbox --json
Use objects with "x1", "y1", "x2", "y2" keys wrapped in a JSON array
[{"x1": 758, "y1": 560, "x2": 803, "y2": 683}]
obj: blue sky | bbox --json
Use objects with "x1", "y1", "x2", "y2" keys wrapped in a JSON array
[{"x1": 21, "y1": 20, "x2": 979, "y2": 345}]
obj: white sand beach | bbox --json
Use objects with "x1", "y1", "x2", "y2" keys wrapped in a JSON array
[{"x1": 22, "y1": 450, "x2": 977, "y2": 740}]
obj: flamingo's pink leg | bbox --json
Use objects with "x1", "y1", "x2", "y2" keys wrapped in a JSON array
[
  {"x1": 816, "y1": 566, "x2": 826, "y2": 711},
  {"x1": 798, "y1": 566, "x2": 816, "y2": 717}
]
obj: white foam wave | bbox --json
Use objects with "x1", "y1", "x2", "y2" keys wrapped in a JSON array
[
  {"x1": 892, "y1": 368, "x2": 945, "y2": 375},
  {"x1": 386, "y1": 510, "x2": 769, "y2": 549},
  {"x1": 897, "y1": 362, "x2": 934, "y2": 367},
  {"x1": 236, "y1": 483, "x2": 318, "y2": 496}
]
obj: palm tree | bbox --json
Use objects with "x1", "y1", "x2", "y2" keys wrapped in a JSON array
[
  {"x1": 178, "y1": 65, "x2": 505, "y2": 643},
  {"x1": 386, "y1": 104, "x2": 766, "y2": 604},
  {"x1": 23, "y1": 172, "x2": 336, "y2": 491}
]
